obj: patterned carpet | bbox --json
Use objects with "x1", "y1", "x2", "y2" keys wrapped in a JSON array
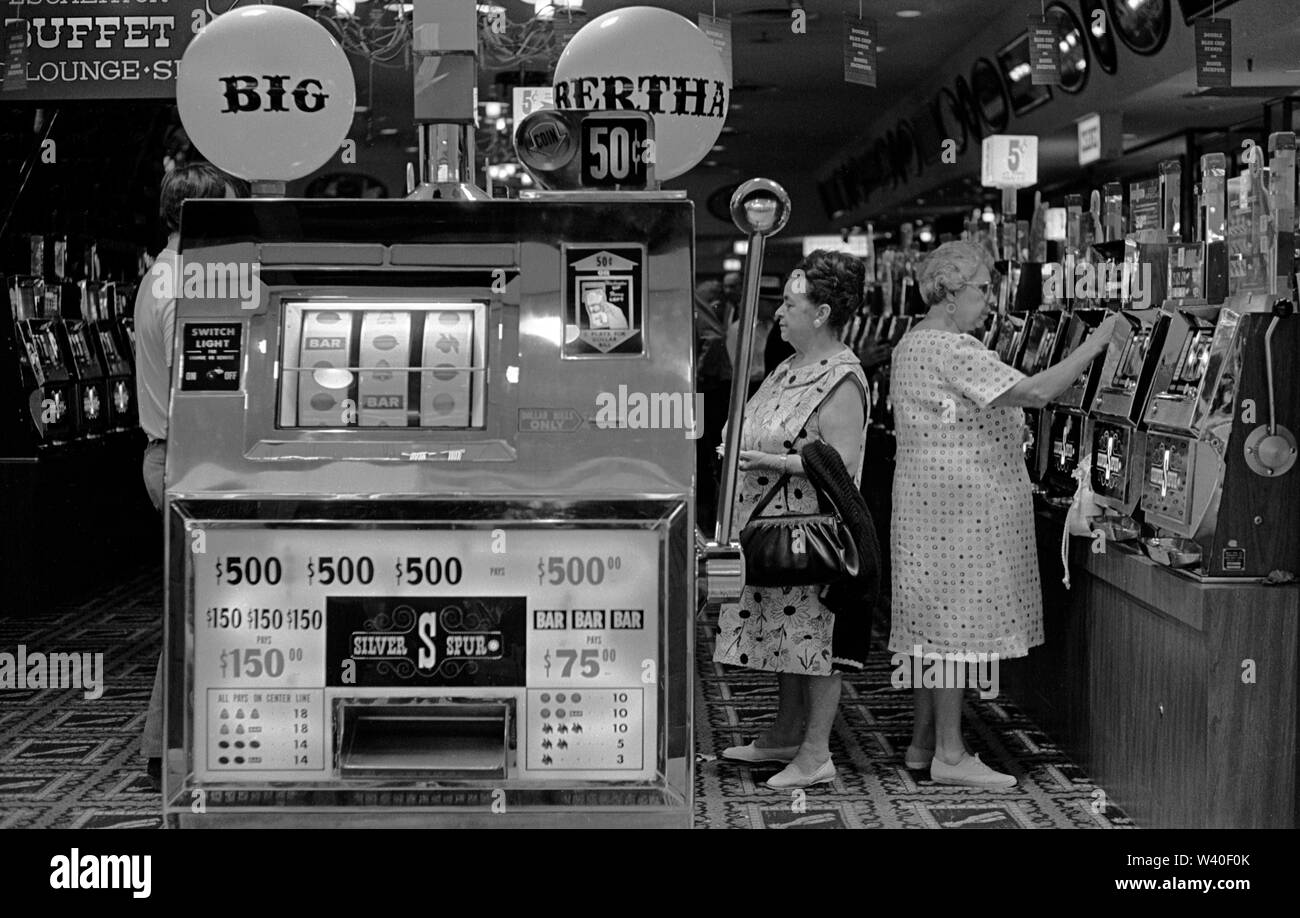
[
  {"x1": 0, "y1": 564, "x2": 165, "y2": 829},
  {"x1": 693, "y1": 614, "x2": 1135, "y2": 829},
  {"x1": 0, "y1": 567, "x2": 1132, "y2": 829}
]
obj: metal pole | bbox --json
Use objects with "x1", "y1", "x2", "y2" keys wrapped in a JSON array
[
  {"x1": 714, "y1": 230, "x2": 767, "y2": 543},
  {"x1": 712, "y1": 179, "x2": 791, "y2": 543}
]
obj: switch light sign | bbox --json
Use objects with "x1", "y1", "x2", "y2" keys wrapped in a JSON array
[{"x1": 190, "y1": 524, "x2": 661, "y2": 781}]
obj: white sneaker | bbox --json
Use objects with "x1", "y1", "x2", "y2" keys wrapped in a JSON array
[{"x1": 930, "y1": 753, "x2": 1017, "y2": 788}]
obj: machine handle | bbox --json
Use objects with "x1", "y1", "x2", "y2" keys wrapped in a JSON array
[
  {"x1": 1264, "y1": 317, "x2": 1278, "y2": 435},
  {"x1": 713, "y1": 179, "x2": 791, "y2": 544}
]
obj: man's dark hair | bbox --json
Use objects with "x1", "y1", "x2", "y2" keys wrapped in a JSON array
[{"x1": 159, "y1": 163, "x2": 246, "y2": 235}]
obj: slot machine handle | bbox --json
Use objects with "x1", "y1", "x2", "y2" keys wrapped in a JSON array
[
  {"x1": 1264, "y1": 318, "x2": 1279, "y2": 435},
  {"x1": 713, "y1": 179, "x2": 791, "y2": 545}
]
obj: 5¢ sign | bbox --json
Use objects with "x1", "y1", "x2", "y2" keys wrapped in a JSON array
[{"x1": 981, "y1": 134, "x2": 1038, "y2": 189}]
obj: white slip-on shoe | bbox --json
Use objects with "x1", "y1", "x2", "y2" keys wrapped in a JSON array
[
  {"x1": 929, "y1": 753, "x2": 1017, "y2": 788},
  {"x1": 720, "y1": 742, "x2": 800, "y2": 764},
  {"x1": 765, "y1": 757, "x2": 836, "y2": 789}
]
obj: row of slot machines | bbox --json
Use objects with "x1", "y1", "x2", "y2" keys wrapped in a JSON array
[
  {"x1": 841, "y1": 309, "x2": 919, "y2": 431},
  {"x1": 2, "y1": 274, "x2": 139, "y2": 454},
  {"x1": 985, "y1": 139, "x2": 1300, "y2": 580}
]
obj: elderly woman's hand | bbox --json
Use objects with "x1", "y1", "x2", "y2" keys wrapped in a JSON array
[{"x1": 738, "y1": 450, "x2": 782, "y2": 472}]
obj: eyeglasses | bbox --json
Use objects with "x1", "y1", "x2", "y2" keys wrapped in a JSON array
[{"x1": 963, "y1": 281, "x2": 995, "y2": 300}]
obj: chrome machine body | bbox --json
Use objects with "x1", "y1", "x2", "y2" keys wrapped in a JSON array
[{"x1": 162, "y1": 197, "x2": 698, "y2": 827}]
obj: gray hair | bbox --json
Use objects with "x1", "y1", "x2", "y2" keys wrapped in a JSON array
[{"x1": 917, "y1": 241, "x2": 991, "y2": 307}]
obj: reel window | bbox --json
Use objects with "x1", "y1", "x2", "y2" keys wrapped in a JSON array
[{"x1": 278, "y1": 300, "x2": 488, "y2": 430}]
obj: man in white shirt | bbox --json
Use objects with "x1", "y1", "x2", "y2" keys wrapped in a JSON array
[{"x1": 137, "y1": 163, "x2": 243, "y2": 787}]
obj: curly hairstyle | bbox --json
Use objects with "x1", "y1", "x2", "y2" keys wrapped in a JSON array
[
  {"x1": 917, "y1": 240, "x2": 991, "y2": 307},
  {"x1": 792, "y1": 249, "x2": 867, "y2": 332}
]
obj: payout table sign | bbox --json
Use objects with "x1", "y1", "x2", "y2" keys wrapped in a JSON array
[
  {"x1": 982, "y1": 135, "x2": 1038, "y2": 189},
  {"x1": 189, "y1": 523, "x2": 663, "y2": 782}
]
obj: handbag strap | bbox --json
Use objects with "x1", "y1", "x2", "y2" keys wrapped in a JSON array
[{"x1": 748, "y1": 472, "x2": 793, "y2": 520}]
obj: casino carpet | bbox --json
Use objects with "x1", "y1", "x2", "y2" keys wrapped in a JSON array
[{"x1": 0, "y1": 566, "x2": 1133, "y2": 829}]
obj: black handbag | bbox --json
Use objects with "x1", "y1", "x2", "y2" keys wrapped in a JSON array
[{"x1": 739, "y1": 472, "x2": 860, "y2": 587}]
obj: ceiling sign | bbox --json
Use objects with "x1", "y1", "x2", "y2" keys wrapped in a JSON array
[
  {"x1": 1027, "y1": 16, "x2": 1061, "y2": 86},
  {"x1": 697, "y1": 13, "x2": 733, "y2": 85},
  {"x1": 843, "y1": 17, "x2": 878, "y2": 88},
  {"x1": 0, "y1": 0, "x2": 247, "y2": 101},
  {"x1": 1194, "y1": 18, "x2": 1232, "y2": 88},
  {"x1": 1077, "y1": 111, "x2": 1123, "y2": 166},
  {"x1": 981, "y1": 134, "x2": 1038, "y2": 188}
]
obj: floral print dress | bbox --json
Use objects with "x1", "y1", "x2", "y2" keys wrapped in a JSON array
[{"x1": 713, "y1": 347, "x2": 868, "y2": 675}]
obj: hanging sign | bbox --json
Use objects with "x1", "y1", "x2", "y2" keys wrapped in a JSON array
[
  {"x1": 1194, "y1": 19, "x2": 1232, "y2": 88},
  {"x1": 697, "y1": 14, "x2": 733, "y2": 85},
  {"x1": 1028, "y1": 17, "x2": 1060, "y2": 86},
  {"x1": 843, "y1": 17, "x2": 878, "y2": 87},
  {"x1": 981, "y1": 135, "x2": 1038, "y2": 188}
]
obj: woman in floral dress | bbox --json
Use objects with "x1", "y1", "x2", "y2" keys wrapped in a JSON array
[{"x1": 714, "y1": 250, "x2": 868, "y2": 789}]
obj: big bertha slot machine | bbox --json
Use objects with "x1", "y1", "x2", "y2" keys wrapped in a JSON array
[{"x1": 161, "y1": 2, "x2": 748, "y2": 828}]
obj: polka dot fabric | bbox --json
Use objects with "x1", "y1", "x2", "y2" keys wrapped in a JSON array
[
  {"x1": 713, "y1": 347, "x2": 868, "y2": 675},
  {"x1": 887, "y1": 328, "x2": 1042, "y2": 659}
]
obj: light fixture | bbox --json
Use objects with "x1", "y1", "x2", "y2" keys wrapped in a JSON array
[
  {"x1": 485, "y1": 101, "x2": 504, "y2": 119},
  {"x1": 379, "y1": 127, "x2": 399, "y2": 136},
  {"x1": 712, "y1": 144, "x2": 726, "y2": 152},
  {"x1": 896, "y1": 9, "x2": 922, "y2": 18},
  {"x1": 733, "y1": 240, "x2": 749, "y2": 255},
  {"x1": 723, "y1": 257, "x2": 743, "y2": 272},
  {"x1": 918, "y1": 227, "x2": 934, "y2": 243},
  {"x1": 495, "y1": 117, "x2": 508, "y2": 132},
  {"x1": 982, "y1": 207, "x2": 996, "y2": 224}
]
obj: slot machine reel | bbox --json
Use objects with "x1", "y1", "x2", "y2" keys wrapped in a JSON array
[{"x1": 699, "y1": 178, "x2": 791, "y2": 613}]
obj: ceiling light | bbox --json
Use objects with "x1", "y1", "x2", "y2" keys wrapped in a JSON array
[
  {"x1": 484, "y1": 101, "x2": 503, "y2": 119},
  {"x1": 723, "y1": 257, "x2": 743, "y2": 272},
  {"x1": 896, "y1": 9, "x2": 922, "y2": 18},
  {"x1": 379, "y1": 128, "x2": 398, "y2": 136},
  {"x1": 918, "y1": 227, "x2": 934, "y2": 243},
  {"x1": 876, "y1": 45, "x2": 887, "y2": 52},
  {"x1": 712, "y1": 144, "x2": 726, "y2": 152}
]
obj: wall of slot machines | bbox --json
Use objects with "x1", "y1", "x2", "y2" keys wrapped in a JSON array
[
  {"x1": 2, "y1": 235, "x2": 157, "y2": 607},
  {"x1": 984, "y1": 135, "x2": 1300, "y2": 581}
]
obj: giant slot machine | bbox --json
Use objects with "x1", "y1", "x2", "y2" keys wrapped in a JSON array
[
  {"x1": 162, "y1": 3, "x2": 747, "y2": 828},
  {"x1": 1137, "y1": 135, "x2": 1300, "y2": 577}
]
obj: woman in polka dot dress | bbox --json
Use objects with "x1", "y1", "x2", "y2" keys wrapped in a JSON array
[
  {"x1": 889, "y1": 241, "x2": 1121, "y2": 787},
  {"x1": 714, "y1": 251, "x2": 868, "y2": 790}
]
